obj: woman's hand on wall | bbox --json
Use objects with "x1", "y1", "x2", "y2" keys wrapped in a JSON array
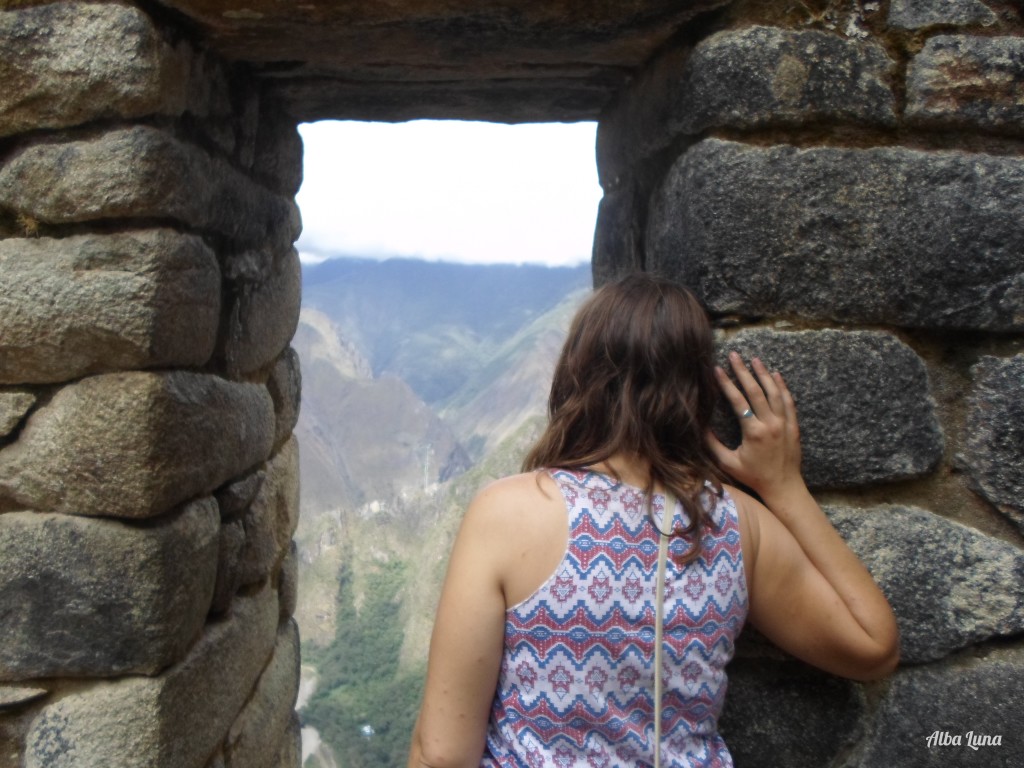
[{"x1": 706, "y1": 351, "x2": 804, "y2": 502}]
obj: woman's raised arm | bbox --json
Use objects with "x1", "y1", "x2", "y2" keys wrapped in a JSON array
[{"x1": 707, "y1": 353, "x2": 899, "y2": 681}]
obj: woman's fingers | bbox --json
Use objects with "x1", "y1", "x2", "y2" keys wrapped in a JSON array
[
  {"x1": 774, "y1": 371, "x2": 800, "y2": 439},
  {"x1": 712, "y1": 356, "x2": 804, "y2": 491},
  {"x1": 714, "y1": 364, "x2": 754, "y2": 419},
  {"x1": 752, "y1": 357, "x2": 785, "y2": 415},
  {"x1": 728, "y1": 352, "x2": 771, "y2": 418},
  {"x1": 718, "y1": 352, "x2": 791, "y2": 430}
]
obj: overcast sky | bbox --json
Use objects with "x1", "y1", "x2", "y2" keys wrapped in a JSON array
[{"x1": 295, "y1": 120, "x2": 602, "y2": 267}]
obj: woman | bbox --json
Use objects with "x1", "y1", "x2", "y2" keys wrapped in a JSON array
[{"x1": 408, "y1": 273, "x2": 899, "y2": 768}]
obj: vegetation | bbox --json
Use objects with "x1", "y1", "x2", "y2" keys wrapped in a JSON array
[{"x1": 302, "y1": 557, "x2": 426, "y2": 767}]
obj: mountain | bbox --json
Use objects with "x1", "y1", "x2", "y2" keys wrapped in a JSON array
[
  {"x1": 292, "y1": 306, "x2": 472, "y2": 648},
  {"x1": 295, "y1": 308, "x2": 470, "y2": 509},
  {"x1": 440, "y1": 288, "x2": 585, "y2": 460},
  {"x1": 300, "y1": 257, "x2": 590, "y2": 405}
]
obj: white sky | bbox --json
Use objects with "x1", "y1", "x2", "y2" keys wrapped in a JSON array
[{"x1": 295, "y1": 120, "x2": 602, "y2": 267}]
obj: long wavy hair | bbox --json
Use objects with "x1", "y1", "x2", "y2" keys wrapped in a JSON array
[{"x1": 522, "y1": 272, "x2": 724, "y2": 562}]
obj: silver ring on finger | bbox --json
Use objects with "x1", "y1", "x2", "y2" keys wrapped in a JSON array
[{"x1": 739, "y1": 408, "x2": 754, "y2": 419}]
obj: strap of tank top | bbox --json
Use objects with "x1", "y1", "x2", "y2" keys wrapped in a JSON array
[{"x1": 653, "y1": 493, "x2": 675, "y2": 768}]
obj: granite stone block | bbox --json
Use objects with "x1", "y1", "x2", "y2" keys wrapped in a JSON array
[
  {"x1": 718, "y1": 329, "x2": 943, "y2": 488},
  {"x1": 648, "y1": 139, "x2": 1024, "y2": 331},
  {"x1": 0, "y1": 3, "x2": 189, "y2": 137},
  {"x1": 24, "y1": 587, "x2": 279, "y2": 768},
  {"x1": 0, "y1": 500, "x2": 218, "y2": 680},
  {"x1": 0, "y1": 372, "x2": 275, "y2": 518},
  {"x1": 908, "y1": 35, "x2": 1024, "y2": 135},
  {"x1": 828, "y1": 505, "x2": 1024, "y2": 663},
  {"x1": 960, "y1": 354, "x2": 1024, "y2": 532},
  {"x1": 0, "y1": 230, "x2": 220, "y2": 384},
  {"x1": 0, "y1": 126, "x2": 300, "y2": 252}
]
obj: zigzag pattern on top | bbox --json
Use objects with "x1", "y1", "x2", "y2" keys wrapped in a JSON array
[{"x1": 483, "y1": 469, "x2": 748, "y2": 768}]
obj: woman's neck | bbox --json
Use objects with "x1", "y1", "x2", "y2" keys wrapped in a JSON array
[{"x1": 592, "y1": 453, "x2": 654, "y2": 491}]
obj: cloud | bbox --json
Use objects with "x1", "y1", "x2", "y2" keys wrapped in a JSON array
[{"x1": 295, "y1": 120, "x2": 601, "y2": 267}]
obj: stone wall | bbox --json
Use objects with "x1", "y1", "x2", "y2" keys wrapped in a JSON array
[
  {"x1": 596, "y1": 0, "x2": 1024, "y2": 764},
  {"x1": 0, "y1": 3, "x2": 302, "y2": 766},
  {"x1": 2, "y1": 0, "x2": 1023, "y2": 766}
]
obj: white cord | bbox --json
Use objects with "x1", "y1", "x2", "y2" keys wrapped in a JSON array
[{"x1": 653, "y1": 494, "x2": 675, "y2": 768}]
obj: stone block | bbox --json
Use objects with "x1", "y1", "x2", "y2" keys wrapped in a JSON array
[
  {"x1": 213, "y1": 440, "x2": 298, "y2": 611},
  {"x1": 215, "y1": 468, "x2": 267, "y2": 521},
  {"x1": 211, "y1": 518, "x2": 246, "y2": 617},
  {"x1": 827, "y1": 505, "x2": 1024, "y2": 663},
  {"x1": 252, "y1": 104, "x2": 304, "y2": 196},
  {"x1": 0, "y1": 391, "x2": 35, "y2": 438},
  {"x1": 0, "y1": 230, "x2": 220, "y2": 385},
  {"x1": 222, "y1": 249, "x2": 302, "y2": 378},
  {"x1": 267, "y1": 347, "x2": 302, "y2": 451},
  {"x1": 272, "y1": 712, "x2": 302, "y2": 768},
  {"x1": 0, "y1": 371, "x2": 275, "y2": 519},
  {"x1": 182, "y1": 48, "x2": 237, "y2": 157},
  {"x1": 278, "y1": 541, "x2": 299, "y2": 622},
  {"x1": 224, "y1": 621, "x2": 300, "y2": 768},
  {"x1": 670, "y1": 26, "x2": 896, "y2": 134},
  {"x1": 0, "y1": 126, "x2": 300, "y2": 252},
  {"x1": 888, "y1": 0, "x2": 997, "y2": 29},
  {"x1": 908, "y1": 35, "x2": 1024, "y2": 136},
  {"x1": 718, "y1": 329, "x2": 943, "y2": 488},
  {"x1": 719, "y1": 659, "x2": 865, "y2": 768},
  {"x1": 233, "y1": 83, "x2": 262, "y2": 171},
  {"x1": 647, "y1": 139, "x2": 1024, "y2": 331},
  {"x1": 0, "y1": 3, "x2": 189, "y2": 138},
  {"x1": 597, "y1": 26, "x2": 895, "y2": 185},
  {"x1": 24, "y1": 586, "x2": 279, "y2": 768},
  {"x1": 960, "y1": 354, "x2": 1024, "y2": 532},
  {"x1": 236, "y1": 438, "x2": 300, "y2": 588},
  {"x1": 595, "y1": 45, "x2": 687, "y2": 189},
  {"x1": 0, "y1": 500, "x2": 218, "y2": 680},
  {"x1": 591, "y1": 186, "x2": 643, "y2": 286},
  {"x1": 853, "y1": 644, "x2": 1024, "y2": 767}
]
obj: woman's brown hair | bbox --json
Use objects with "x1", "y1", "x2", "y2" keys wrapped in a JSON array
[{"x1": 522, "y1": 272, "x2": 724, "y2": 562}]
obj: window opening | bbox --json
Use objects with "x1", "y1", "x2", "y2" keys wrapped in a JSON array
[{"x1": 292, "y1": 120, "x2": 600, "y2": 767}]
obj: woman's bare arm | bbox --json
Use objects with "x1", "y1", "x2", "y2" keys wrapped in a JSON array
[{"x1": 708, "y1": 353, "x2": 899, "y2": 680}]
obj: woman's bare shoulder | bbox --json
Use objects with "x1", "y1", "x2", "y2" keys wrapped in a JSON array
[
  {"x1": 469, "y1": 470, "x2": 562, "y2": 517},
  {"x1": 462, "y1": 471, "x2": 569, "y2": 606},
  {"x1": 462, "y1": 472, "x2": 563, "y2": 547}
]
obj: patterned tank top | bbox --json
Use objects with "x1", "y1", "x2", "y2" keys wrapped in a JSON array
[{"x1": 482, "y1": 469, "x2": 748, "y2": 768}]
